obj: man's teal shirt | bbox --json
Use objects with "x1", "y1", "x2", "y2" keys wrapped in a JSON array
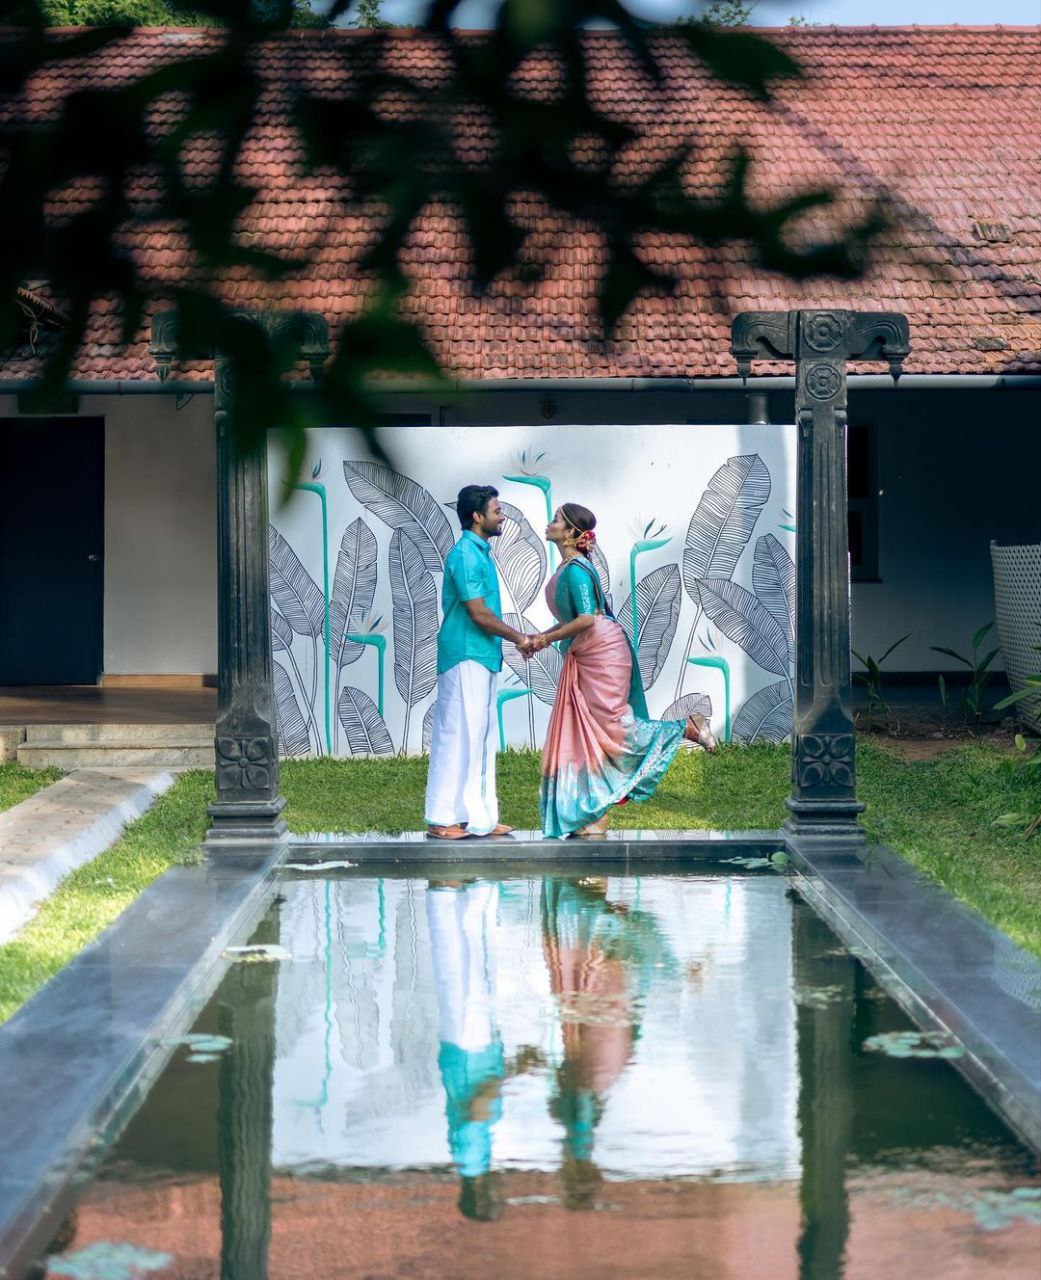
[{"x1": 438, "y1": 530, "x2": 504, "y2": 675}]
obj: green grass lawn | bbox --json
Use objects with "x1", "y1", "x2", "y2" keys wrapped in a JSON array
[
  {"x1": 0, "y1": 741, "x2": 1037, "y2": 1025},
  {"x1": 0, "y1": 761, "x2": 63, "y2": 814}
]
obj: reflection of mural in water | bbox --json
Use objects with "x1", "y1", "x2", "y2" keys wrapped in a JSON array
[{"x1": 269, "y1": 427, "x2": 798, "y2": 756}]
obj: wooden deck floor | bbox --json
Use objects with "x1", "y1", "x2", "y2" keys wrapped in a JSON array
[{"x1": 0, "y1": 685, "x2": 216, "y2": 725}]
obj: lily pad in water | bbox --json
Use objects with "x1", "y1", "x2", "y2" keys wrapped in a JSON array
[
  {"x1": 222, "y1": 944, "x2": 292, "y2": 963},
  {"x1": 862, "y1": 1030, "x2": 965, "y2": 1060}
]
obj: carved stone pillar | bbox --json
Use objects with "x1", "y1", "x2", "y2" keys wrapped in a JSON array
[
  {"x1": 150, "y1": 310, "x2": 329, "y2": 842},
  {"x1": 732, "y1": 310, "x2": 909, "y2": 840}
]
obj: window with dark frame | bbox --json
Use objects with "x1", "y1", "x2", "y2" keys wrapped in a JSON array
[{"x1": 847, "y1": 422, "x2": 879, "y2": 581}]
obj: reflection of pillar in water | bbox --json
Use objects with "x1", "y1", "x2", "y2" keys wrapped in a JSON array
[
  {"x1": 791, "y1": 894, "x2": 855, "y2": 1280},
  {"x1": 219, "y1": 906, "x2": 279, "y2": 1280}
]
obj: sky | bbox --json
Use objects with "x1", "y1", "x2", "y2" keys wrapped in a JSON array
[{"x1": 378, "y1": 0, "x2": 1041, "y2": 26}]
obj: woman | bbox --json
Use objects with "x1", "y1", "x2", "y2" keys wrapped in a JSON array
[{"x1": 530, "y1": 503, "x2": 715, "y2": 838}]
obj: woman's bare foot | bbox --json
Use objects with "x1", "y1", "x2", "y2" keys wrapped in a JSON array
[
  {"x1": 575, "y1": 814, "x2": 610, "y2": 837},
  {"x1": 684, "y1": 714, "x2": 717, "y2": 752}
]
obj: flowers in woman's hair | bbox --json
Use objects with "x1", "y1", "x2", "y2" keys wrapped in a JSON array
[{"x1": 575, "y1": 529, "x2": 596, "y2": 552}]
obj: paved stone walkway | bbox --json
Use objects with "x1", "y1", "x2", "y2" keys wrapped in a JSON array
[{"x1": 0, "y1": 769, "x2": 176, "y2": 944}]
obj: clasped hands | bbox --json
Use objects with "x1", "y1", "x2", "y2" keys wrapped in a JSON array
[{"x1": 516, "y1": 632, "x2": 551, "y2": 659}]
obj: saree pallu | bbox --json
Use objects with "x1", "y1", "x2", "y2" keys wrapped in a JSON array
[{"x1": 540, "y1": 615, "x2": 686, "y2": 838}]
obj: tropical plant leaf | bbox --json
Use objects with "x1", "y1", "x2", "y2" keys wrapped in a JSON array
[
  {"x1": 491, "y1": 501, "x2": 546, "y2": 614},
  {"x1": 621, "y1": 564, "x2": 682, "y2": 689},
  {"x1": 661, "y1": 691, "x2": 712, "y2": 722},
  {"x1": 268, "y1": 525, "x2": 324, "y2": 638},
  {"x1": 271, "y1": 606, "x2": 293, "y2": 654},
  {"x1": 752, "y1": 533, "x2": 795, "y2": 661},
  {"x1": 389, "y1": 527, "x2": 439, "y2": 709},
  {"x1": 337, "y1": 685, "x2": 394, "y2": 756},
  {"x1": 274, "y1": 660, "x2": 311, "y2": 757},
  {"x1": 330, "y1": 517, "x2": 378, "y2": 668},
  {"x1": 589, "y1": 542, "x2": 614, "y2": 614},
  {"x1": 422, "y1": 699, "x2": 437, "y2": 753},
  {"x1": 699, "y1": 577, "x2": 790, "y2": 678},
  {"x1": 682, "y1": 454, "x2": 771, "y2": 603},
  {"x1": 733, "y1": 680, "x2": 793, "y2": 743},
  {"x1": 343, "y1": 460, "x2": 455, "y2": 571},
  {"x1": 503, "y1": 612, "x2": 563, "y2": 705}
]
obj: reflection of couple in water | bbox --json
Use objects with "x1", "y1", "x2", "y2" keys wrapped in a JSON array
[
  {"x1": 425, "y1": 485, "x2": 715, "y2": 842},
  {"x1": 426, "y1": 876, "x2": 670, "y2": 1221}
]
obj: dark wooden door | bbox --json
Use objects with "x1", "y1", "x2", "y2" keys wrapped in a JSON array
[{"x1": 0, "y1": 418, "x2": 104, "y2": 684}]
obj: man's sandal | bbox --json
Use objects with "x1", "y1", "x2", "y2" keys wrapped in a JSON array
[
  {"x1": 474, "y1": 823, "x2": 514, "y2": 837},
  {"x1": 426, "y1": 824, "x2": 473, "y2": 840}
]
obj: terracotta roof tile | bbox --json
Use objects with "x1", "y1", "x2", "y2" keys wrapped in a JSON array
[{"x1": 2, "y1": 25, "x2": 1039, "y2": 381}]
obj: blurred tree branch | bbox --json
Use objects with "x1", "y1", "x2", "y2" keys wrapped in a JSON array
[{"x1": 0, "y1": 0, "x2": 885, "y2": 478}]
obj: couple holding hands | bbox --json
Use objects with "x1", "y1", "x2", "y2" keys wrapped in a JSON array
[{"x1": 425, "y1": 484, "x2": 716, "y2": 841}]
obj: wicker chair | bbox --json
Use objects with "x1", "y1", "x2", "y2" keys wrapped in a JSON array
[{"x1": 991, "y1": 542, "x2": 1041, "y2": 733}]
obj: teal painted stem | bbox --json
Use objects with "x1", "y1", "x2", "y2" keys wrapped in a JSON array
[
  {"x1": 497, "y1": 687, "x2": 533, "y2": 752},
  {"x1": 778, "y1": 523, "x2": 797, "y2": 533},
  {"x1": 289, "y1": 480, "x2": 332, "y2": 755},
  {"x1": 345, "y1": 632, "x2": 387, "y2": 717},
  {"x1": 503, "y1": 473, "x2": 554, "y2": 566},
  {"x1": 688, "y1": 654, "x2": 731, "y2": 743},
  {"x1": 628, "y1": 537, "x2": 672, "y2": 646}
]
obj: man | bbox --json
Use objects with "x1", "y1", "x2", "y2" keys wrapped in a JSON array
[{"x1": 425, "y1": 485, "x2": 532, "y2": 840}]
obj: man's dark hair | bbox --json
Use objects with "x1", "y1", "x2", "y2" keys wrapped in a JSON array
[{"x1": 456, "y1": 484, "x2": 498, "y2": 530}]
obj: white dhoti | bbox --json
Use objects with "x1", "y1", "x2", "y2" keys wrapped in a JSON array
[{"x1": 424, "y1": 660, "x2": 499, "y2": 835}]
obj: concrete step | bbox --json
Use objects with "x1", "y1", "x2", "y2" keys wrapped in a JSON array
[
  {"x1": 18, "y1": 744, "x2": 214, "y2": 769},
  {"x1": 22, "y1": 722, "x2": 213, "y2": 747}
]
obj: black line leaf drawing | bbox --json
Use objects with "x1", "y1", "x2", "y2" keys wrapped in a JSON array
[
  {"x1": 271, "y1": 606, "x2": 293, "y2": 653},
  {"x1": 698, "y1": 578, "x2": 790, "y2": 678},
  {"x1": 269, "y1": 526, "x2": 324, "y2": 638},
  {"x1": 503, "y1": 612, "x2": 563, "y2": 704},
  {"x1": 337, "y1": 685, "x2": 394, "y2": 756},
  {"x1": 492, "y1": 501, "x2": 547, "y2": 614},
  {"x1": 752, "y1": 533, "x2": 795, "y2": 662},
  {"x1": 733, "y1": 680, "x2": 793, "y2": 743},
  {"x1": 621, "y1": 564, "x2": 682, "y2": 690},
  {"x1": 676, "y1": 454, "x2": 771, "y2": 695},
  {"x1": 331, "y1": 517, "x2": 378, "y2": 669},
  {"x1": 589, "y1": 543, "x2": 614, "y2": 614},
  {"x1": 344, "y1": 461, "x2": 455, "y2": 572},
  {"x1": 389, "y1": 528, "x2": 439, "y2": 752},
  {"x1": 422, "y1": 700, "x2": 437, "y2": 753},
  {"x1": 274, "y1": 661, "x2": 312, "y2": 757},
  {"x1": 661, "y1": 692, "x2": 713, "y2": 722}
]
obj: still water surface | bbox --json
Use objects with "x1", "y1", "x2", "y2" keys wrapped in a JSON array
[{"x1": 39, "y1": 870, "x2": 1041, "y2": 1279}]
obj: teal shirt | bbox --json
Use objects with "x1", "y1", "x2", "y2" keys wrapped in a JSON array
[{"x1": 438, "y1": 531, "x2": 504, "y2": 675}]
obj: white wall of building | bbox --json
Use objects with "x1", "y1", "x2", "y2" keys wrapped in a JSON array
[{"x1": 95, "y1": 393, "x2": 217, "y2": 675}]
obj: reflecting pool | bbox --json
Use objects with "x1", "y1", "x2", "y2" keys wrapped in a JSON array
[{"x1": 38, "y1": 869, "x2": 1041, "y2": 1279}]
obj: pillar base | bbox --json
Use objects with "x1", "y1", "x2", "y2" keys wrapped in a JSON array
[
  {"x1": 784, "y1": 795, "x2": 866, "y2": 843},
  {"x1": 206, "y1": 796, "x2": 288, "y2": 844}
]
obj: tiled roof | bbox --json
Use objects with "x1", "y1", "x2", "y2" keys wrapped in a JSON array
[{"x1": 3, "y1": 25, "x2": 1040, "y2": 381}]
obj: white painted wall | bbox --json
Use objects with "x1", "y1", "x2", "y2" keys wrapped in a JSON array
[{"x1": 98, "y1": 393, "x2": 217, "y2": 674}]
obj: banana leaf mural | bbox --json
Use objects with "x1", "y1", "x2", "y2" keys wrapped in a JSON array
[
  {"x1": 269, "y1": 525, "x2": 325, "y2": 721},
  {"x1": 492, "y1": 502, "x2": 547, "y2": 745},
  {"x1": 732, "y1": 679, "x2": 793, "y2": 744},
  {"x1": 661, "y1": 691, "x2": 712, "y2": 723},
  {"x1": 698, "y1": 578, "x2": 791, "y2": 680},
  {"x1": 344, "y1": 461, "x2": 455, "y2": 572},
  {"x1": 752, "y1": 533, "x2": 796, "y2": 657},
  {"x1": 330, "y1": 518, "x2": 379, "y2": 752},
  {"x1": 274, "y1": 660, "x2": 313, "y2": 757},
  {"x1": 422, "y1": 700, "x2": 437, "y2": 753},
  {"x1": 272, "y1": 605, "x2": 320, "y2": 751},
  {"x1": 589, "y1": 542, "x2": 614, "y2": 614},
  {"x1": 491, "y1": 502, "x2": 547, "y2": 614},
  {"x1": 676, "y1": 454, "x2": 771, "y2": 698},
  {"x1": 389, "y1": 527, "x2": 439, "y2": 753},
  {"x1": 337, "y1": 685, "x2": 394, "y2": 756},
  {"x1": 503, "y1": 611, "x2": 563, "y2": 704},
  {"x1": 620, "y1": 563, "x2": 682, "y2": 690}
]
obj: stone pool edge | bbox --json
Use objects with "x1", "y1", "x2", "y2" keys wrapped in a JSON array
[
  {"x1": 0, "y1": 842, "x2": 284, "y2": 1280},
  {"x1": 787, "y1": 836, "x2": 1041, "y2": 1154}
]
